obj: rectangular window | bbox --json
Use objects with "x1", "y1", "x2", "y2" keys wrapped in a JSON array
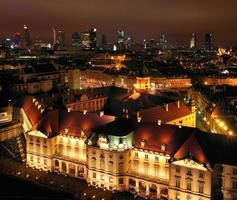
[
  {"x1": 176, "y1": 166, "x2": 180, "y2": 173},
  {"x1": 44, "y1": 159, "x2": 47, "y2": 166},
  {"x1": 93, "y1": 172, "x2": 96, "y2": 178},
  {"x1": 176, "y1": 178, "x2": 180, "y2": 188},
  {"x1": 119, "y1": 178, "x2": 124, "y2": 184},
  {"x1": 101, "y1": 174, "x2": 105, "y2": 181},
  {"x1": 233, "y1": 169, "x2": 237, "y2": 175},
  {"x1": 134, "y1": 152, "x2": 138, "y2": 159},
  {"x1": 233, "y1": 181, "x2": 237, "y2": 189},
  {"x1": 187, "y1": 180, "x2": 192, "y2": 190},
  {"x1": 199, "y1": 183, "x2": 204, "y2": 193},
  {"x1": 155, "y1": 156, "x2": 159, "y2": 162},
  {"x1": 109, "y1": 177, "x2": 113, "y2": 183},
  {"x1": 145, "y1": 154, "x2": 148, "y2": 160},
  {"x1": 187, "y1": 168, "x2": 192, "y2": 176},
  {"x1": 199, "y1": 171, "x2": 204, "y2": 178}
]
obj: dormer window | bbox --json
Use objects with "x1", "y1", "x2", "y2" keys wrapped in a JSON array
[
  {"x1": 161, "y1": 144, "x2": 167, "y2": 151},
  {"x1": 141, "y1": 140, "x2": 146, "y2": 148},
  {"x1": 157, "y1": 120, "x2": 162, "y2": 125}
]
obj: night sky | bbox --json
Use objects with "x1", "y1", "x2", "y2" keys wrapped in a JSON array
[{"x1": 1, "y1": 0, "x2": 237, "y2": 46}]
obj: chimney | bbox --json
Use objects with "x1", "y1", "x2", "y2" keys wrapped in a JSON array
[
  {"x1": 177, "y1": 100, "x2": 180, "y2": 109},
  {"x1": 165, "y1": 104, "x2": 168, "y2": 112}
]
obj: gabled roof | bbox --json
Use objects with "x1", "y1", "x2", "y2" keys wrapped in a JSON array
[
  {"x1": 174, "y1": 133, "x2": 208, "y2": 164},
  {"x1": 134, "y1": 122, "x2": 193, "y2": 155},
  {"x1": 19, "y1": 96, "x2": 44, "y2": 126}
]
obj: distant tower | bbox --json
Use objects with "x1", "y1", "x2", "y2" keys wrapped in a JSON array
[
  {"x1": 135, "y1": 59, "x2": 151, "y2": 92},
  {"x1": 72, "y1": 32, "x2": 80, "y2": 47},
  {"x1": 205, "y1": 33, "x2": 212, "y2": 48},
  {"x1": 14, "y1": 32, "x2": 21, "y2": 46},
  {"x1": 160, "y1": 33, "x2": 167, "y2": 48},
  {"x1": 190, "y1": 33, "x2": 196, "y2": 49},
  {"x1": 52, "y1": 27, "x2": 57, "y2": 45},
  {"x1": 56, "y1": 30, "x2": 66, "y2": 48},
  {"x1": 21, "y1": 25, "x2": 31, "y2": 48},
  {"x1": 101, "y1": 34, "x2": 107, "y2": 50},
  {"x1": 90, "y1": 28, "x2": 97, "y2": 50},
  {"x1": 68, "y1": 69, "x2": 80, "y2": 90},
  {"x1": 81, "y1": 31, "x2": 91, "y2": 49},
  {"x1": 117, "y1": 30, "x2": 125, "y2": 50}
]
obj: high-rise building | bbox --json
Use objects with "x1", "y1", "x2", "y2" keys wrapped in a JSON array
[
  {"x1": 14, "y1": 32, "x2": 21, "y2": 46},
  {"x1": 190, "y1": 33, "x2": 196, "y2": 49},
  {"x1": 21, "y1": 25, "x2": 31, "y2": 48},
  {"x1": 56, "y1": 30, "x2": 66, "y2": 48},
  {"x1": 90, "y1": 28, "x2": 97, "y2": 50},
  {"x1": 117, "y1": 30, "x2": 125, "y2": 50},
  {"x1": 160, "y1": 33, "x2": 167, "y2": 48},
  {"x1": 68, "y1": 69, "x2": 80, "y2": 90},
  {"x1": 101, "y1": 34, "x2": 107, "y2": 50},
  {"x1": 72, "y1": 32, "x2": 80, "y2": 47},
  {"x1": 81, "y1": 31, "x2": 91, "y2": 50},
  {"x1": 205, "y1": 33, "x2": 212, "y2": 48},
  {"x1": 81, "y1": 29, "x2": 97, "y2": 50}
]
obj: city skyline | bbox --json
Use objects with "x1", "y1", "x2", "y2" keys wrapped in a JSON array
[{"x1": 1, "y1": 0, "x2": 237, "y2": 46}]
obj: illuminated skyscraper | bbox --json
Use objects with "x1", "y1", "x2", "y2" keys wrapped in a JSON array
[
  {"x1": 56, "y1": 30, "x2": 66, "y2": 48},
  {"x1": 117, "y1": 30, "x2": 125, "y2": 50},
  {"x1": 72, "y1": 32, "x2": 80, "y2": 47},
  {"x1": 190, "y1": 33, "x2": 196, "y2": 48},
  {"x1": 81, "y1": 29, "x2": 97, "y2": 50},
  {"x1": 81, "y1": 31, "x2": 91, "y2": 50},
  {"x1": 21, "y1": 25, "x2": 31, "y2": 48},
  {"x1": 205, "y1": 33, "x2": 212, "y2": 48}
]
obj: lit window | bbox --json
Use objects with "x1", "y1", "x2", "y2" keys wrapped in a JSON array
[
  {"x1": 134, "y1": 152, "x2": 138, "y2": 158},
  {"x1": 109, "y1": 177, "x2": 113, "y2": 183},
  {"x1": 187, "y1": 168, "x2": 192, "y2": 176},
  {"x1": 199, "y1": 172, "x2": 204, "y2": 178},
  {"x1": 145, "y1": 154, "x2": 148, "y2": 160},
  {"x1": 93, "y1": 172, "x2": 96, "y2": 178},
  {"x1": 187, "y1": 180, "x2": 192, "y2": 190},
  {"x1": 176, "y1": 178, "x2": 180, "y2": 188},
  {"x1": 199, "y1": 183, "x2": 204, "y2": 193},
  {"x1": 101, "y1": 174, "x2": 105, "y2": 181}
]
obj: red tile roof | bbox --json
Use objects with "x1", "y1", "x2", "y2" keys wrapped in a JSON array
[
  {"x1": 34, "y1": 109, "x2": 115, "y2": 138},
  {"x1": 174, "y1": 133, "x2": 208, "y2": 164},
  {"x1": 134, "y1": 122, "x2": 194, "y2": 155},
  {"x1": 139, "y1": 101, "x2": 192, "y2": 123},
  {"x1": 21, "y1": 96, "x2": 43, "y2": 127}
]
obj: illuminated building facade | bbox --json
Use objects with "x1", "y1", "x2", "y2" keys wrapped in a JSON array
[
  {"x1": 190, "y1": 33, "x2": 196, "y2": 49},
  {"x1": 68, "y1": 69, "x2": 80, "y2": 90},
  {"x1": 20, "y1": 95, "x2": 237, "y2": 200}
]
